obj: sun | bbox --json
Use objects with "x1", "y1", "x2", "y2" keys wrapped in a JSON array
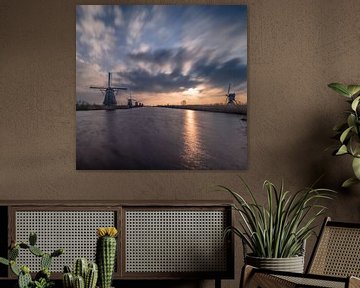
[{"x1": 184, "y1": 87, "x2": 200, "y2": 96}]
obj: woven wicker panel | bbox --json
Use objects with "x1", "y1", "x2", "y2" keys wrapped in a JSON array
[
  {"x1": 247, "y1": 273, "x2": 297, "y2": 288},
  {"x1": 15, "y1": 211, "x2": 115, "y2": 272},
  {"x1": 277, "y1": 275, "x2": 345, "y2": 288},
  {"x1": 310, "y1": 226, "x2": 360, "y2": 277},
  {"x1": 125, "y1": 210, "x2": 227, "y2": 272}
]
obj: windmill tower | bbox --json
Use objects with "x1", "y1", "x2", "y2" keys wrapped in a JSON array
[
  {"x1": 225, "y1": 83, "x2": 237, "y2": 104},
  {"x1": 127, "y1": 90, "x2": 134, "y2": 108},
  {"x1": 90, "y1": 72, "x2": 127, "y2": 107}
]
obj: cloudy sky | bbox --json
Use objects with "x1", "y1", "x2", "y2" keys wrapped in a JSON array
[{"x1": 76, "y1": 5, "x2": 247, "y2": 106}]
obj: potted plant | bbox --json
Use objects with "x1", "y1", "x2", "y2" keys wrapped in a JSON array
[
  {"x1": 328, "y1": 83, "x2": 360, "y2": 187},
  {"x1": 62, "y1": 258, "x2": 98, "y2": 288},
  {"x1": 0, "y1": 232, "x2": 63, "y2": 288},
  {"x1": 221, "y1": 179, "x2": 334, "y2": 273}
]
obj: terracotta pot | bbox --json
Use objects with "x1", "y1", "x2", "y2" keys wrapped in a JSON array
[{"x1": 245, "y1": 254, "x2": 304, "y2": 273}]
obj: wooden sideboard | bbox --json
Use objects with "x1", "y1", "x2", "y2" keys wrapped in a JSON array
[{"x1": 0, "y1": 201, "x2": 234, "y2": 288}]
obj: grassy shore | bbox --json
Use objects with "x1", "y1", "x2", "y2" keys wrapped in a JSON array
[
  {"x1": 157, "y1": 104, "x2": 247, "y2": 115},
  {"x1": 76, "y1": 103, "x2": 247, "y2": 115},
  {"x1": 76, "y1": 104, "x2": 137, "y2": 111}
]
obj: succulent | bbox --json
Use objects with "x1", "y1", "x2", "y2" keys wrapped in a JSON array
[
  {"x1": 0, "y1": 232, "x2": 63, "y2": 288},
  {"x1": 63, "y1": 260, "x2": 98, "y2": 288},
  {"x1": 33, "y1": 278, "x2": 54, "y2": 288},
  {"x1": 96, "y1": 227, "x2": 118, "y2": 288}
]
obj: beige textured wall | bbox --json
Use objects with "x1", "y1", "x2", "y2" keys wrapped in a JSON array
[{"x1": 1, "y1": 0, "x2": 360, "y2": 287}]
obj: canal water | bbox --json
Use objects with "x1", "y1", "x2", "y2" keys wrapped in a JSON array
[{"x1": 76, "y1": 107, "x2": 247, "y2": 170}]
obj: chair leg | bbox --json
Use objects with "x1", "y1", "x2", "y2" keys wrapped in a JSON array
[
  {"x1": 240, "y1": 265, "x2": 255, "y2": 288},
  {"x1": 215, "y1": 278, "x2": 221, "y2": 288}
]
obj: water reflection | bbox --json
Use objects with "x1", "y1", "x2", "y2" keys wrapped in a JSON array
[
  {"x1": 77, "y1": 107, "x2": 247, "y2": 169},
  {"x1": 182, "y1": 110, "x2": 204, "y2": 168}
]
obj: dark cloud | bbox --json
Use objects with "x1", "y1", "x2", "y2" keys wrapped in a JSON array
[
  {"x1": 121, "y1": 47, "x2": 246, "y2": 94},
  {"x1": 117, "y1": 67, "x2": 200, "y2": 93},
  {"x1": 191, "y1": 57, "x2": 247, "y2": 89},
  {"x1": 128, "y1": 48, "x2": 189, "y2": 67},
  {"x1": 77, "y1": 5, "x2": 247, "y2": 104}
]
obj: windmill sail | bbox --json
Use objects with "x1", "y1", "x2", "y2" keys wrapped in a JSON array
[
  {"x1": 225, "y1": 83, "x2": 237, "y2": 105},
  {"x1": 90, "y1": 72, "x2": 127, "y2": 106}
]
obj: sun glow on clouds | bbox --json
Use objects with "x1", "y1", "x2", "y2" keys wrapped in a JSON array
[
  {"x1": 76, "y1": 5, "x2": 247, "y2": 105},
  {"x1": 184, "y1": 88, "x2": 200, "y2": 97}
]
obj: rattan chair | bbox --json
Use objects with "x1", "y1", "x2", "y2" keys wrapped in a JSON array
[{"x1": 241, "y1": 217, "x2": 360, "y2": 288}]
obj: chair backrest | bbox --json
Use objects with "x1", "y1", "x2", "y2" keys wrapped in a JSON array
[{"x1": 307, "y1": 217, "x2": 360, "y2": 277}]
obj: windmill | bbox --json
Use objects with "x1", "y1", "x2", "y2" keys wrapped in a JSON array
[
  {"x1": 127, "y1": 90, "x2": 135, "y2": 108},
  {"x1": 225, "y1": 83, "x2": 237, "y2": 104},
  {"x1": 90, "y1": 72, "x2": 127, "y2": 107},
  {"x1": 127, "y1": 90, "x2": 142, "y2": 108}
]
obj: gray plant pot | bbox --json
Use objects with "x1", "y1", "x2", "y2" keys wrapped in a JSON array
[{"x1": 245, "y1": 254, "x2": 305, "y2": 273}]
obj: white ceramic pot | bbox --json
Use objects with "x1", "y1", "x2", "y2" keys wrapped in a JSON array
[{"x1": 245, "y1": 254, "x2": 305, "y2": 273}]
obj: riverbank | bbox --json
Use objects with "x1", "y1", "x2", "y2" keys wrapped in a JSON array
[
  {"x1": 76, "y1": 104, "x2": 247, "y2": 115},
  {"x1": 156, "y1": 104, "x2": 247, "y2": 115},
  {"x1": 76, "y1": 104, "x2": 143, "y2": 111}
]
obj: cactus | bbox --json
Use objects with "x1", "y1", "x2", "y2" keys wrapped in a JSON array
[
  {"x1": 10, "y1": 260, "x2": 20, "y2": 276},
  {"x1": 63, "y1": 260, "x2": 98, "y2": 288},
  {"x1": 51, "y1": 248, "x2": 64, "y2": 258},
  {"x1": 96, "y1": 227, "x2": 118, "y2": 288},
  {"x1": 74, "y1": 258, "x2": 88, "y2": 279},
  {"x1": 41, "y1": 253, "x2": 52, "y2": 270},
  {"x1": 29, "y1": 245, "x2": 44, "y2": 257},
  {"x1": 85, "y1": 263, "x2": 98, "y2": 288},
  {"x1": 19, "y1": 243, "x2": 30, "y2": 249},
  {"x1": 18, "y1": 268, "x2": 32, "y2": 288},
  {"x1": 35, "y1": 268, "x2": 51, "y2": 281},
  {"x1": 62, "y1": 265, "x2": 74, "y2": 288},
  {"x1": 63, "y1": 272, "x2": 74, "y2": 288},
  {"x1": 0, "y1": 232, "x2": 64, "y2": 288},
  {"x1": 9, "y1": 246, "x2": 19, "y2": 260},
  {"x1": 0, "y1": 257, "x2": 9, "y2": 266},
  {"x1": 74, "y1": 275, "x2": 85, "y2": 288},
  {"x1": 29, "y1": 232, "x2": 37, "y2": 246},
  {"x1": 64, "y1": 265, "x2": 72, "y2": 273}
]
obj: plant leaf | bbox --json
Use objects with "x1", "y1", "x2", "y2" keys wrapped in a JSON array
[
  {"x1": 328, "y1": 83, "x2": 351, "y2": 97},
  {"x1": 350, "y1": 135, "x2": 360, "y2": 157},
  {"x1": 342, "y1": 177, "x2": 360, "y2": 188},
  {"x1": 340, "y1": 126, "x2": 353, "y2": 143},
  {"x1": 347, "y1": 85, "x2": 360, "y2": 97},
  {"x1": 336, "y1": 145, "x2": 348, "y2": 155},
  {"x1": 222, "y1": 179, "x2": 335, "y2": 258},
  {"x1": 347, "y1": 114, "x2": 356, "y2": 128},
  {"x1": 351, "y1": 96, "x2": 360, "y2": 111},
  {"x1": 0, "y1": 257, "x2": 9, "y2": 266},
  {"x1": 352, "y1": 157, "x2": 360, "y2": 179}
]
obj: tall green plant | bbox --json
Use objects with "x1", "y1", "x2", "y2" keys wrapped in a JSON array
[
  {"x1": 329, "y1": 83, "x2": 360, "y2": 187},
  {"x1": 221, "y1": 179, "x2": 334, "y2": 258},
  {"x1": 96, "y1": 227, "x2": 117, "y2": 288}
]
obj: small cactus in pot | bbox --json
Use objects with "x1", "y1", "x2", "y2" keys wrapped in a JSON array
[
  {"x1": 62, "y1": 259, "x2": 98, "y2": 288},
  {"x1": 96, "y1": 227, "x2": 118, "y2": 288}
]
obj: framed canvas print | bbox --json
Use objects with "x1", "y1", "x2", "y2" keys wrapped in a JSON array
[{"x1": 76, "y1": 5, "x2": 247, "y2": 170}]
